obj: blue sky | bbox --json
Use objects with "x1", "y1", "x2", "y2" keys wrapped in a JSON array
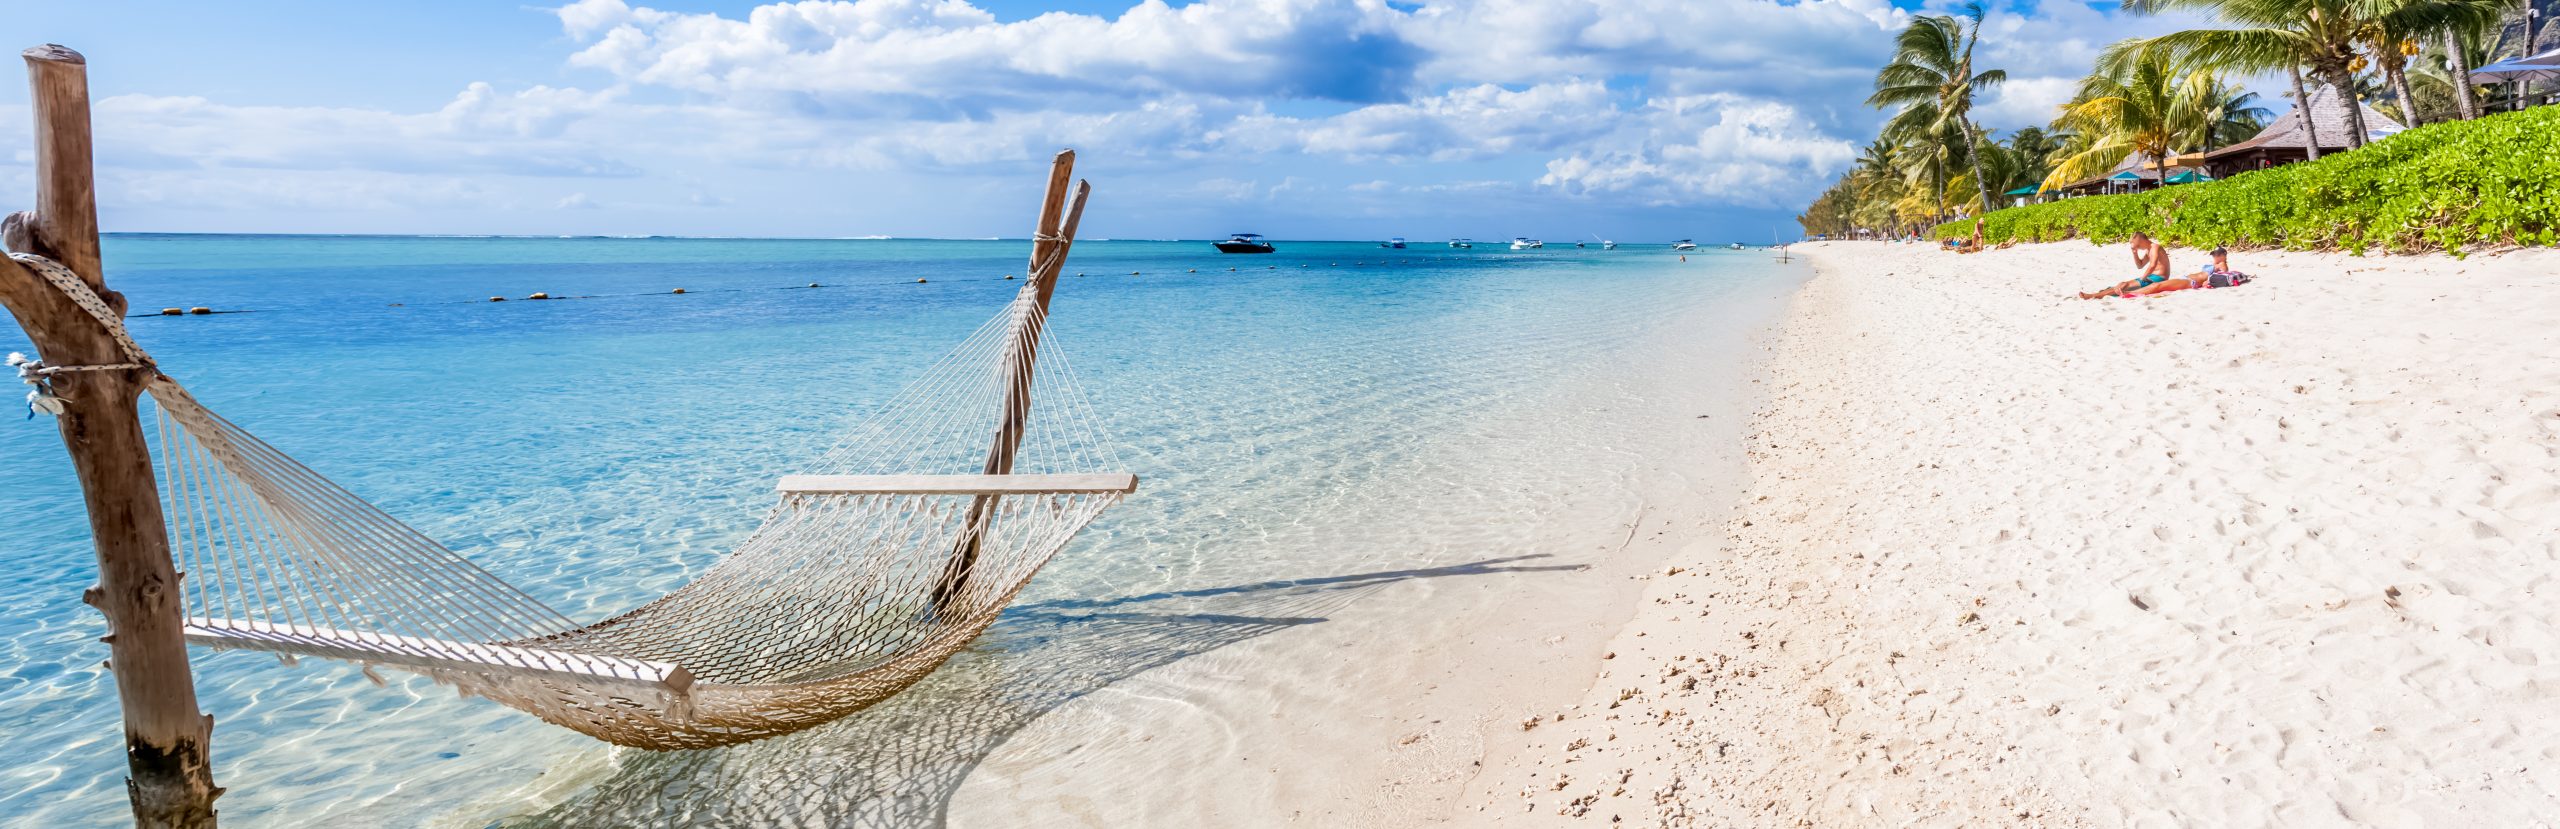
[{"x1": 2, "y1": 0, "x2": 2229, "y2": 240}]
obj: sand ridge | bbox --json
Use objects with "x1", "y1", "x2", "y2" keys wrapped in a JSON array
[{"x1": 1459, "y1": 241, "x2": 2560, "y2": 827}]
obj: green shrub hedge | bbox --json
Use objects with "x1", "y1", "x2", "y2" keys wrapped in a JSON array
[{"x1": 1929, "y1": 105, "x2": 2560, "y2": 255}]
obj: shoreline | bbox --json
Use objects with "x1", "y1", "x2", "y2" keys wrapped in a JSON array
[
  {"x1": 1458, "y1": 240, "x2": 2560, "y2": 825},
  {"x1": 932, "y1": 258, "x2": 1800, "y2": 827}
]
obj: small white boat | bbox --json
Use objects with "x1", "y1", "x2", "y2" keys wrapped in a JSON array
[
  {"x1": 1726, "y1": 242, "x2": 1747, "y2": 250},
  {"x1": 1449, "y1": 238, "x2": 1473, "y2": 249},
  {"x1": 1381, "y1": 237, "x2": 1407, "y2": 249},
  {"x1": 1670, "y1": 239, "x2": 1698, "y2": 251},
  {"x1": 1510, "y1": 237, "x2": 1543, "y2": 250},
  {"x1": 1602, "y1": 240, "x2": 1617, "y2": 250}
]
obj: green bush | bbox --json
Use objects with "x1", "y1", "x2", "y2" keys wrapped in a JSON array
[{"x1": 1929, "y1": 106, "x2": 2560, "y2": 255}]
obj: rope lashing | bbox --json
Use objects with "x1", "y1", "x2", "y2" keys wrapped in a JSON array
[{"x1": 5, "y1": 252, "x2": 158, "y2": 418}]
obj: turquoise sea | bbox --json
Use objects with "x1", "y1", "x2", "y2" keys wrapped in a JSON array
[{"x1": 0, "y1": 235, "x2": 1798, "y2": 826}]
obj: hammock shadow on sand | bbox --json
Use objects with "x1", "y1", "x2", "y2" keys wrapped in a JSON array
[{"x1": 490, "y1": 554, "x2": 1579, "y2": 828}]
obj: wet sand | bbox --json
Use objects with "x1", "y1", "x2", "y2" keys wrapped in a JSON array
[{"x1": 1461, "y1": 241, "x2": 2560, "y2": 826}]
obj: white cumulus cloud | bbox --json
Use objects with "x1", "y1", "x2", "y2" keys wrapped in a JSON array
[{"x1": 1538, "y1": 95, "x2": 1858, "y2": 208}]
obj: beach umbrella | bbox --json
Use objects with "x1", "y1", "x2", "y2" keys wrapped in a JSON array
[
  {"x1": 2470, "y1": 53, "x2": 2560, "y2": 113},
  {"x1": 2002, "y1": 186, "x2": 2040, "y2": 196},
  {"x1": 2469, "y1": 57, "x2": 2560, "y2": 85},
  {"x1": 2162, "y1": 169, "x2": 2214, "y2": 185}
]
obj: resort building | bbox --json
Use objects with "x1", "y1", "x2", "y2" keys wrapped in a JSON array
[
  {"x1": 2051, "y1": 153, "x2": 2165, "y2": 198},
  {"x1": 2048, "y1": 87, "x2": 2405, "y2": 198},
  {"x1": 2192, "y1": 86, "x2": 2405, "y2": 179}
]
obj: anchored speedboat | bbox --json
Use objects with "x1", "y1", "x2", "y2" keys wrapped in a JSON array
[{"x1": 1214, "y1": 233, "x2": 1276, "y2": 254}]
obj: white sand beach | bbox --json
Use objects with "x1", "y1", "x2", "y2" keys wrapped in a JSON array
[{"x1": 1460, "y1": 241, "x2": 2560, "y2": 826}]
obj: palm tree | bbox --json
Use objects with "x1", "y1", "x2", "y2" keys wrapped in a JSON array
[
  {"x1": 1870, "y1": 2, "x2": 2008, "y2": 216},
  {"x1": 2180, "y1": 73, "x2": 2273, "y2": 148},
  {"x1": 2004, "y1": 126, "x2": 2068, "y2": 186},
  {"x1": 1953, "y1": 141, "x2": 2040, "y2": 207},
  {"x1": 2359, "y1": 0, "x2": 2507, "y2": 124},
  {"x1": 2123, "y1": 0, "x2": 2370, "y2": 150},
  {"x1": 1846, "y1": 140, "x2": 1908, "y2": 235},
  {"x1": 1885, "y1": 105, "x2": 1964, "y2": 221},
  {"x1": 2048, "y1": 48, "x2": 2190, "y2": 187}
]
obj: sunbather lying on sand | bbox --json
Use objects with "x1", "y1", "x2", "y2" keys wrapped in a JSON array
[
  {"x1": 2118, "y1": 246, "x2": 2251, "y2": 297},
  {"x1": 2076, "y1": 232, "x2": 2171, "y2": 298}
]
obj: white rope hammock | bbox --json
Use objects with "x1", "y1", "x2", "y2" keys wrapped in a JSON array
[{"x1": 9, "y1": 219, "x2": 1135, "y2": 750}]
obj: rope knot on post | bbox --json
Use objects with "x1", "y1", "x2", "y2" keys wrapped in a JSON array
[
  {"x1": 9, "y1": 351, "x2": 67, "y2": 417},
  {"x1": 6, "y1": 252, "x2": 157, "y2": 419}
]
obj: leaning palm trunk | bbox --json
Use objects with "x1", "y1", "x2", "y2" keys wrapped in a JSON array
[
  {"x1": 2385, "y1": 58, "x2": 2421, "y2": 127},
  {"x1": 2444, "y1": 32, "x2": 2477, "y2": 120},
  {"x1": 1960, "y1": 117, "x2": 1997, "y2": 215},
  {"x1": 2326, "y1": 70, "x2": 2368, "y2": 147},
  {"x1": 2292, "y1": 64, "x2": 2323, "y2": 160}
]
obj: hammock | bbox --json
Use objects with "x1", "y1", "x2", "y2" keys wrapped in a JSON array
[{"x1": 10, "y1": 159, "x2": 1134, "y2": 750}]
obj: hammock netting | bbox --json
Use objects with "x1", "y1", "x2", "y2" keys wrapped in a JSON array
[{"x1": 11, "y1": 228, "x2": 1133, "y2": 750}]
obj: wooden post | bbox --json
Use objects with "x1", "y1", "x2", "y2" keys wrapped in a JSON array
[
  {"x1": 0, "y1": 45, "x2": 222, "y2": 828},
  {"x1": 931, "y1": 150, "x2": 1088, "y2": 612}
]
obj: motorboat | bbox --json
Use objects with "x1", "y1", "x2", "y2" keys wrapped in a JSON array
[
  {"x1": 1574, "y1": 241, "x2": 1587, "y2": 248},
  {"x1": 1510, "y1": 237, "x2": 1543, "y2": 250},
  {"x1": 1602, "y1": 240, "x2": 1617, "y2": 250},
  {"x1": 1381, "y1": 237, "x2": 1407, "y2": 249},
  {"x1": 1448, "y1": 238, "x2": 1473, "y2": 249},
  {"x1": 1670, "y1": 239, "x2": 1698, "y2": 251},
  {"x1": 1727, "y1": 242, "x2": 1748, "y2": 250},
  {"x1": 1214, "y1": 233, "x2": 1276, "y2": 254}
]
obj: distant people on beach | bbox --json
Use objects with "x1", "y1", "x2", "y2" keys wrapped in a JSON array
[{"x1": 2077, "y1": 242, "x2": 2250, "y2": 299}]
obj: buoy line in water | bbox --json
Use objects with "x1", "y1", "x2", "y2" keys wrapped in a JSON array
[
  {"x1": 110, "y1": 258, "x2": 1505, "y2": 321},
  {"x1": 116, "y1": 259, "x2": 1435, "y2": 319}
]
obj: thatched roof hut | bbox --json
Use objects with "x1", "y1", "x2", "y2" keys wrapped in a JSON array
[{"x1": 2199, "y1": 86, "x2": 2404, "y2": 177}]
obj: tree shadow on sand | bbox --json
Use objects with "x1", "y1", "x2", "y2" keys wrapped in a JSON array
[{"x1": 491, "y1": 555, "x2": 1578, "y2": 828}]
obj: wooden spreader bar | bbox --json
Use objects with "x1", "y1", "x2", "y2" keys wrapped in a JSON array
[
  {"x1": 775, "y1": 472, "x2": 1138, "y2": 496},
  {"x1": 185, "y1": 617, "x2": 693, "y2": 695}
]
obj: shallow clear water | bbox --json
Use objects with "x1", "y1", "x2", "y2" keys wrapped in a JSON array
[{"x1": 0, "y1": 235, "x2": 1794, "y2": 826}]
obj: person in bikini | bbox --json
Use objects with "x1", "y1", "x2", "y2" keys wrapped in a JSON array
[{"x1": 2077, "y1": 232, "x2": 2171, "y2": 299}]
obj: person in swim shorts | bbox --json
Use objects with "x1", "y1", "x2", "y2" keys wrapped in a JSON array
[{"x1": 2077, "y1": 232, "x2": 2172, "y2": 299}]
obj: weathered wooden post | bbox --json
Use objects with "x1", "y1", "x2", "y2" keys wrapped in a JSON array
[
  {"x1": 931, "y1": 150, "x2": 1089, "y2": 611},
  {"x1": 0, "y1": 44, "x2": 222, "y2": 828}
]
